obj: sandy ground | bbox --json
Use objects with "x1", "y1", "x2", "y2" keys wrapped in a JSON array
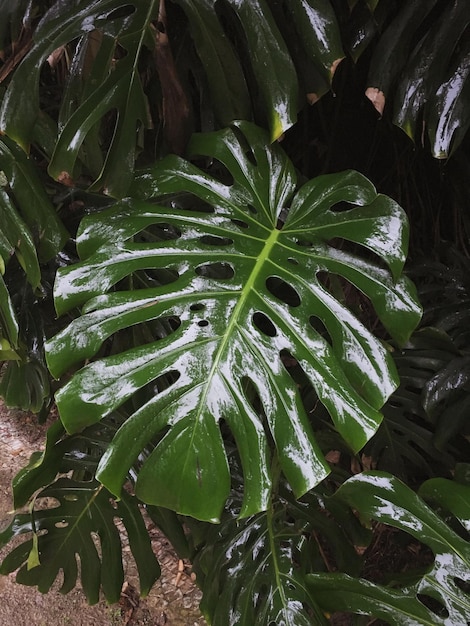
[{"x1": 0, "y1": 402, "x2": 207, "y2": 626}]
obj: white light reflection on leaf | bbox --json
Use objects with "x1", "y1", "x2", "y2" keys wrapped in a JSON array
[{"x1": 48, "y1": 123, "x2": 421, "y2": 521}]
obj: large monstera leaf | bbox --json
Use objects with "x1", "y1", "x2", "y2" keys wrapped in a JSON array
[
  {"x1": 45, "y1": 122, "x2": 421, "y2": 523},
  {"x1": 308, "y1": 471, "x2": 470, "y2": 624}
]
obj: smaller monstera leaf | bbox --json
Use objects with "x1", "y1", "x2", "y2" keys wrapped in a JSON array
[
  {"x1": 1, "y1": 410, "x2": 159, "y2": 601},
  {"x1": 189, "y1": 459, "x2": 368, "y2": 626},
  {"x1": 194, "y1": 502, "x2": 328, "y2": 625},
  {"x1": 308, "y1": 471, "x2": 470, "y2": 625},
  {"x1": 0, "y1": 477, "x2": 160, "y2": 604},
  {"x1": 46, "y1": 122, "x2": 421, "y2": 523}
]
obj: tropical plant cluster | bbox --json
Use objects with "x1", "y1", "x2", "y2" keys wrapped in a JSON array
[{"x1": 1, "y1": 1, "x2": 470, "y2": 624}]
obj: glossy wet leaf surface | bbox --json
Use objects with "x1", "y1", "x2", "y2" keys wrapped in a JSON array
[
  {"x1": 195, "y1": 496, "x2": 348, "y2": 623},
  {"x1": 194, "y1": 503, "x2": 326, "y2": 625},
  {"x1": 308, "y1": 471, "x2": 470, "y2": 624},
  {"x1": 46, "y1": 122, "x2": 420, "y2": 522},
  {"x1": 366, "y1": 0, "x2": 470, "y2": 158},
  {"x1": 187, "y1": 453, "x2": 368, "y2": 626},
  {"x1": 427, "y1": 40, "x2": 470, "y2": 159},
  {"x1": 0, "y1": 0, "x2": 349, "y2": 193}
]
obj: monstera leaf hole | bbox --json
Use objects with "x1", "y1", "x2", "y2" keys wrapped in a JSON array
[
  {"x1": 153, "y1": 369, "x2": 181, "y2": 394},
  {"x1": 128, "y1": 316, "x2": 182, "y2": 347},
  {"x1": 136, "y1": 222, "x2": 182, "y2": 243},
  {"x1": 241, "y1": 377, "x2": 269, "y2": 430},
  {"x1": 265, "y1": 277, "x2": 301, "y2": 307},
  {"x1": 309, "y1": 316, "x2": 332, "y2": 344},
  {"x1": 136, "y1": 267, "x2": 180, "y2": 287},
  {"x1": 416, "y1": 593, "x2": 449, "y2": 619},
  {"x1": 455, "y1": 577, "x2": 470, "y2": 593},
  {"x1": 189, "y1": 302, "x2": 205, "y2": 311},
  {"x1": 330, "y1": 200, "x2": 356, "y2": 213},
  {"x1": 231, "y1": 218, "x2": 249, "y2": 229},
  {"x1": 252, "y1": 312, "x2": 277, "y2": 338},
  {"x1": 134, "y1": 370, "x2": 182, "y2": 404},
  {"x1": 318, "y1": 269, "x2": 387, "y2": 336},
  {"x1": 195, "y1": 262, "x2": 235, "y2": 279}
]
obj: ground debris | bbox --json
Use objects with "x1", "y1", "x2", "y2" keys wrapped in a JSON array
[{"x1": 0, "y1": 402, "x2": 206, "y2": 625}]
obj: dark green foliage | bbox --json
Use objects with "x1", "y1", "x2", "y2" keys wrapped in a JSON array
[
  {"x1": 364, "y1": 328, "x2": 467, "y2": 481},
  {"x1": 308, "y1": 472, "x2": 470, "y2": 625},
  {"x1": 365, "y1": 0, "x2": 470, "y2": 158},
  {"x1": 188, "y1": 454, "x2": 369, "y2": 626},
  {"x1": 1, "y1": 1, "x2": 470, "y2": 624},
  {"x1": 0, "y1": 413, "x2": 160, "y2": 603},
  {"x1": 0, "y1": 0, "x2": 346, "y2": 196},
  {"x1": 365, "y1": 252, "x2": 470, "y2": 482},
  {"x1": 0, "y1": 479, "x2": 160, "y2": 604},
  {"x1": 0, "y1": 135, "x2": 67, "y2": 412}
]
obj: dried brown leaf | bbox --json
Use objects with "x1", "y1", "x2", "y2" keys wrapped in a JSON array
[{"x1": 366, "y1": 87, "x2": 385, "y2": 115}]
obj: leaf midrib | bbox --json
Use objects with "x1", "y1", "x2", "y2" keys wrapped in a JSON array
[{"x1": 183, "y1": 227, "x2": 281, "y2": 458}]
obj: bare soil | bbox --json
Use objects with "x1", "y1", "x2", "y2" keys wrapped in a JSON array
[{"x1": 0, "y1": 402, "x2": 207, "y2": 626}]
